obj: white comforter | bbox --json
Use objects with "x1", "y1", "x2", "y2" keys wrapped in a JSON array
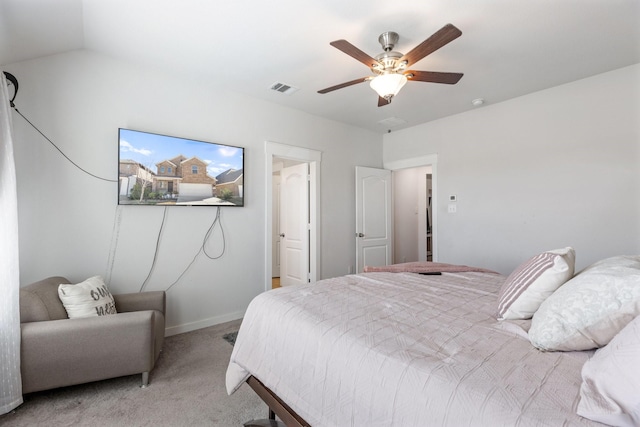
[{"x1": 226, "y1": 272, "x2": 600, "y2": 426}]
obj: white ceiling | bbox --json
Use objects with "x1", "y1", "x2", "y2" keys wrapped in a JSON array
[{"x1": 2, "y1": 0, "x2": 639, "y2": 133}]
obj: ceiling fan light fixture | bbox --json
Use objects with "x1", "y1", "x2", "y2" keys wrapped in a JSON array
[
  {"x1": 318, "y1": 24, "x2": 463, "y2": 108},
  {"x1": 370, "y1": 73, "x2": 407, "y2": 99}
]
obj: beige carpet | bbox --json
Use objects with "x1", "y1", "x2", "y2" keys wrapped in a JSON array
[{"x1": 1, "y1": 319, "x2": 266, "y2": 426}]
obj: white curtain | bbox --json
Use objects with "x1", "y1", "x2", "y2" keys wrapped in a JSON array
[{"x1": 0, "y1": 71, "x2": 23, "y2": 413}]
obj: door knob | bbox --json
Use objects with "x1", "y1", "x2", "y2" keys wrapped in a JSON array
[
  {"x1": 279, "y1": 233, "x2": 285, "y2": 238},
  {"x1": 357, "y1": 233, "x2": 364, "y2": 238}
]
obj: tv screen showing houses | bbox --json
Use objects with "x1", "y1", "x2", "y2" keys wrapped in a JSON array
[{"x1": 118, "y1": 129, "x2": 244, "y2": 206}]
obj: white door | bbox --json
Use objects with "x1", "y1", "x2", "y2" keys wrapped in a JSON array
[
  {"x1": 355, "y1": 166, "x2": 392, "y2": 273},
  {"x1": 280, "y1": 163, "x2": 309, "y2": 286},
  {"x1": 272, "y1": 174, "x2": 281, "y2": 277}
]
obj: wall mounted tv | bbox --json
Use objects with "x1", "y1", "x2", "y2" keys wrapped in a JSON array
[{"x1": 118, "y1": 128, "x2": 244, "y2": 206}]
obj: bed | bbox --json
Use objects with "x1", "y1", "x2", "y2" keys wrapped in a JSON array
[{"x1": 226, "y1": 254, "x2": 640, "y2": 427}]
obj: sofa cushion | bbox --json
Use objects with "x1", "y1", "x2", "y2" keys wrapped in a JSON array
[
  {"x1": 58, "y1": 276, "x2": 118, "y2": 319},
  {"x1": 20, "y1": 276, "x2": 70, "y2": 322}
]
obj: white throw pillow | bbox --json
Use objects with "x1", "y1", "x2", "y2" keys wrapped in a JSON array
[
  {"x1": 577, "y1": 315, "x2": 640, "y2": 426},
  {"x1": 529, "y1": 255, "x2": 640, "y2": 351},
  {"x1": 496, "y1": 247, "x2": 575, "y2": 320},
  {"x1": 58, "y1": 276, "x2": 117, "y2": 319}
]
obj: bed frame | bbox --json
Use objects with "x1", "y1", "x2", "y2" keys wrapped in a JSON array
[{"x1": 243, "y1": 376, "x2": 311, "y2": 427}]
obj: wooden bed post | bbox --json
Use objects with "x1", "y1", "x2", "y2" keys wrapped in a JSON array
[{"x1": 243, "y1": 376, "x2": 310, "y2": 427}]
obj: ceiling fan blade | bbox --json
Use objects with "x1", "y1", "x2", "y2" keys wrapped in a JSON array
[
  {"x1": 318, "y1": 77, "x2": 370, "y2": 94},
  {"x1": 378, "y1": 96, "x2": 391, "y2": 107},
  {"x1": 330, "y1": 40, "x2": 378, "y2": 68},
  {"x1": 400, "y1": 24, "x2": 462, "y2": 67},
  {"x1": 405, "y1": 70, "x2": 463, "y2": 84}
]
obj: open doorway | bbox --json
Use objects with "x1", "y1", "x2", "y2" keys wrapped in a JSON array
[
  {"x1": 264, "y1": 142, "x2": 321, "y2": 292},
  {"x1": 384, "y1": 154, "x2": 438, "y2": 263},
  {"x1": 392, "y1": 166, "x2": 432, "y2": 263}
]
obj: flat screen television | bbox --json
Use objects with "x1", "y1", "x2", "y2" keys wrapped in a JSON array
[{"x1": 118, "y1": 128, "x2": 244, "y2": 206}]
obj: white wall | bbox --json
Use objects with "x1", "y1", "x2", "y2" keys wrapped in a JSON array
[
  {"x1": 384, "y1": 64, "x2": 640, "y2": 274},
  {"x1": 6, "y1": 50, "x2": 383, "y2": 334}
]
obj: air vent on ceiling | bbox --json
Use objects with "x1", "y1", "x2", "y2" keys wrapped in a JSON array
[
  {"x1": 270, "y1": 82, "x2": 299, "y2": 95},
  {"x1": 378, "y1": 116, "x2": 407, "y2": 128}
]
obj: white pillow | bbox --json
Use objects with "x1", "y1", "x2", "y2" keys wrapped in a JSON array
[
  {"x1": 529, "y1": 255, "x2": 640, "y2": 351},
  {"x1": 496, "y1": 247, "x2": 575, "y2": 320},
  {"x1": 577, "y1": 315, "x2": 640, "y2": 426},
  {"x1": 58, "y1": 276, "x2": 117, "y2": 319}
]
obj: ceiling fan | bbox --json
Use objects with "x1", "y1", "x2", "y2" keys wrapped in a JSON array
[{"x1": 318, "y1": 23, "x2": 463, "y2": 107}]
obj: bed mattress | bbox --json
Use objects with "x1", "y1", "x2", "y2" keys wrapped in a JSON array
[{"x1": 226, "y1": 271, "x2": 600, "y2": 426}]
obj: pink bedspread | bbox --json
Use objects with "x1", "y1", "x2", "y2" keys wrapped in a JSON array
[
  {"x1": 363, "y1": 260, "x2": 499, "y2": 275},
  {"x1": 227, "y1": 271, "x2": 599, "y2": 426}
]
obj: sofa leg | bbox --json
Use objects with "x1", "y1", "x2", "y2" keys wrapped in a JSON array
[{"x1": 141, "y1": 372, "x2": 149, "y2": 388}]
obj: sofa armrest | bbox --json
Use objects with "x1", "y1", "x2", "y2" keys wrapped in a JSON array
[
  {"x1": 114, "y1": 291, "x2": 165, "y2": 315},
  {"x1": 21, "y1": 311, "x2": 157, "y2": 393}
]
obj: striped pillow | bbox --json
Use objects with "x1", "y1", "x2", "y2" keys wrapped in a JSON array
[{"x1": 497, "y1": 247, "x2": 575, "y2": 320}]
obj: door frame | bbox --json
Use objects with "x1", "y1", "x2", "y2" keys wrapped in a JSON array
[
  {"x1": 384, "y1": 154, "x2": 438, "y2": 261},
  {"x1": 265, "y1": 141, "x2": 321, "y2": 292}
]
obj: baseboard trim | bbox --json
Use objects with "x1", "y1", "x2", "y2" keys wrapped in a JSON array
[{"x1": 164, "y1": 310, "x2": 245, "y2": 337}]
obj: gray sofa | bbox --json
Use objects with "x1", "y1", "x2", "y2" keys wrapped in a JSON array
[{"x1": 19, "y1": 276, "x2": 166, "y2": 393}]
